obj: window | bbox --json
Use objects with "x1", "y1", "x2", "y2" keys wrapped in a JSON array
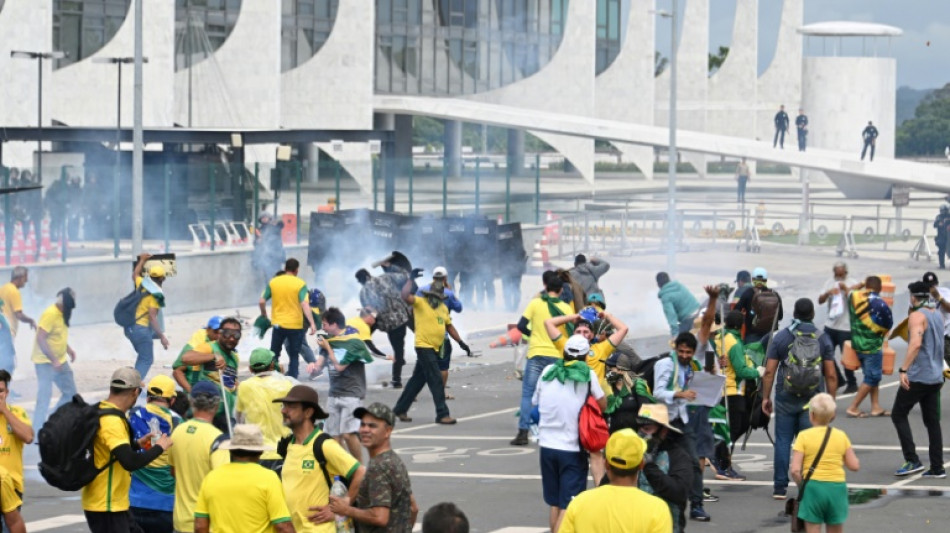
[
  {"x1": 52, "y1": 0, "x2": 131, "y2": 69},
  {"x1": 595, "y1": 0, "x2": 622, "y2": 74},
  {"x1": 174, "y1": 0, "x2": 242, "y2": 72},
  {"x1": 281, "y1": 0, "x2": 339, "y2": 71}
]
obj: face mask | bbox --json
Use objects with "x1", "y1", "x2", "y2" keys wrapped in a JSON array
[{"x1": 431, "y1": 280, "x2": 445, "y2": 292}]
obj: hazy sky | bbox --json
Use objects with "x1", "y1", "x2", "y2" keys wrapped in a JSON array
[{"x1": 653, "y1": 0, "x2": 949, "y2": 89}]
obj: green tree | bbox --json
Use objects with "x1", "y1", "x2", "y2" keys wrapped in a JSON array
[
  {"x1": 896, "y1": 83, "x2": 950, "y2": 157},
  {"x1": 708, "y1": 46, "x2": 729, "y2": 75}
]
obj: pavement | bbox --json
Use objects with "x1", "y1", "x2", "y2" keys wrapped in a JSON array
[{"x1": 10, "y1": 238, "x2": 950, "y2": 532}]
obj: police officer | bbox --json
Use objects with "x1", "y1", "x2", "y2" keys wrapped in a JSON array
[
  {"x1": 934, "y1": 205, "x2": 950, "y2": 269},
  {"x1": 861, "y1": 121, "x2": 879, "y2": 161},
  {"x1": 773, "y1": 105, "x2": 790, "y2": 149},
  {"x1": 795, "y1": 109, "x2": 808, "y2": 152}
]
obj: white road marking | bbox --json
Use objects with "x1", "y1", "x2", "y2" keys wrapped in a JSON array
[
  {"x1": 392, "y1": 407, "x2": 518, "y2": 434},
  {"x1": 25, "y1": 514, "x2": 86, "y2": 532}
]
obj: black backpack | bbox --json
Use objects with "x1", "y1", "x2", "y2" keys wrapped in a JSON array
[
  {"x1": 277, "y1": 432, "x2": 344, "y2": 488},
  {"x1": 113, "y1": 285, "x2": 149, "y2": 328},
  {"x1": 783, "y1": 330, "x2": 823, "y2": 396},
  {"x1": 38, "y1": 395, "x2": 130, "y2": 491},
  {"x1": 636, "y1": 355, "x2": 663, "y2": 391}
]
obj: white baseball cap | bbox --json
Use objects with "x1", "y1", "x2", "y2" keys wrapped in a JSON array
[
  {"x1": 565, "y1": 334, "x2": 591, "y2": 358},
  {"x1": 433, "y1": 266, "x2": 448, "y2": 278}
]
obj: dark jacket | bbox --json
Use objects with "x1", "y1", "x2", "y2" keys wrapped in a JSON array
[
  {"x1": 774, "y1": 111, "x2": 789, "y2": 129},
  {"x1": 642, "y1": 434, "x2": 693, "y2": 531}
]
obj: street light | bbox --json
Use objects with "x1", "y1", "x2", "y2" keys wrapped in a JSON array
[
  {"x1": 93, "y1": 56, "x2": 148, "y2": 258},
  {"x1": 655, "y1": 1, "x2": 679, "y2": 273},
  {"x1": 10, "y1": 50, "x2": 66, "y2": 186}
]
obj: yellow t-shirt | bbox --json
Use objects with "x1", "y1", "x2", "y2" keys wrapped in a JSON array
[
  {"x1": 263, "y1": 275, "x2": 308, "y2": 329},
  {"x1": 522, "y1": 296, "x2": 572, "y2": 359},
  {"x1": 412, "y1": 297, "x2": 451, "y2": 350},
  {"x1": 0, "y1": 405, "x2": 31, "y2": 493},
  {"x1": 0, "y1": 465, "x2": 21, "y2": 514},
  {"x1": 793, "y1": 426, "x2": 852, "y2": 483},
  {"x1": 0, "y1": 282, "x2": 23, "y2": 336},
  {"x1": 282, "y1": 429, "x2": 361, "y2": 533},
  {"x1": 81, "y1": 402, "x2": 132, "y2": 512},
  {"x1": 169, "y1": 418, "x2": 229, "y2": 533},
  {"x1": 134, "y1": 277, "x2": 160, "y2": 327},
  {"x1": 30, "y1": 305, "x2": 68, "y2": 365},
  {"x1": 235, "y1": 374, "x2": 293, "y2": 461},
  {"x1": 553, "y1": 334, "x2": 615, "y2": 390},
  {"x1": 560, "y1": 484, "x2": 672, "y2": 533},
  {"x1": 346, "y1": 317, "x2": 373, "y2": 342},
  {"x1": 195, "y1": 462, "x2": 291, "y2": 533}
]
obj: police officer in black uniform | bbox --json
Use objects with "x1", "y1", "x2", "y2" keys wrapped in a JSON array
[
  {"x1": 861, "y1": 121, "x2": 879, "y2": 161},
  {"x1": 773, "y1": 105, "x2": 790, "y2": 149},
  {"x1": 935, "y1": 205, "x2": 950, "y2": 269},
  {"x1": 795, "y1": 109, "x2": 808, "y2": 152}
]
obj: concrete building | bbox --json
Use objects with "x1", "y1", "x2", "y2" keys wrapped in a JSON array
[{"x1": 0, "y1": 0, "x2": 905, "y2": 196}]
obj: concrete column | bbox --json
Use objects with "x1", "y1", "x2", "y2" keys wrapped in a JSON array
[
  {"x1": 304, "y1": 143, "x2": 320, "y2": 184},
  {"x1": 394, "y1": 114, "x2": 414, "y2": 171},
  {"x1": 507, "y1": 129, "x2": 524, "y2": 176},
  {"x1": 443, "y1": 119, "x2": 462, "y2": 178},
  {"x1": 374, "y1": 112, "x2": 395, "y2": 131}
]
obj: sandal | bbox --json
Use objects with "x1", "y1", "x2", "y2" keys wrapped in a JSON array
[
  {"x1": 846, "y1": 410, "x2": 868, "y2": 418},
  {"x1": 870, "y1": 410, "x2": 891, "y2": 417},
  {"x1": 445, "y1": 394, "x2": 455, "y2": 400}
]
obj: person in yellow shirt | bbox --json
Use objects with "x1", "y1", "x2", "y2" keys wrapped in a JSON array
[
  {"x1": 31, "y1": 288, "x2": 78, "y2": 431},
  {"x1": 0, "y1": 267, "x2": 36, "y2": 376},
  {"x1": 172, "y1": 316, "x2": 222, "y2": 391},
  {"x1": 125, "y1": 253, "x2": 170, "y2": 380},
  {"x1": 545, "y1": 310, "x2": 629, "y2": 486},
  {"x1": 0, "y1": 465, "x2": 25, "y2": 533},
  {"x1": 169, "y1": 381, "x2": 229, "y2": 533},
  {"x1": 236, "y1": 348, "x2": 294, "y2": 472},
  {"x1": 82, "y1": 367, "x2": 173, "y2": 533},
  {"x1": 559, "y1": 429, "x2": 673, "y2": 533},
  {"x1": 346, "y1": 307, "x2": 392, "y2": 361},
  {"x1": 791, "y1": 393, "x2": 860, "y2": 530},
  {"x1": 392, "y1": 276, "x2": 465, "y2": 425},
  {"x1": 274, "y1": 385, "x2": 365, "y2": 533},
  {"x1": 194, "y1": 424, "x2": 293, "y2": 533},
  {"x1": 0, "y1": 370, "x2": 31, "y2": 532},
  {"x1": 259, "y1": 258, "x2": 317, "y2": 379},
  {"x1": 511, "y1": 272, "x2": 572, "y2": 446}
]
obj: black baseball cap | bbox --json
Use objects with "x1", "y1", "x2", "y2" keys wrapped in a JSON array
[
  {"x1": 736, "y1": 270, "x2": 751, "y2": 283},
  {"x1": 923, "y1": 272, "x2": 939, "y2": 285}
]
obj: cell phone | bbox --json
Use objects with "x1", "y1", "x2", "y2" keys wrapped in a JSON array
[{"x1": 705, "y1": 350, "x2": 716, "y2": 371}]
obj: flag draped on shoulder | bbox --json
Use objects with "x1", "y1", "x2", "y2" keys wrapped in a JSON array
[{"x1": 328, "y1": 326, "x2": 374, "y2": 364}]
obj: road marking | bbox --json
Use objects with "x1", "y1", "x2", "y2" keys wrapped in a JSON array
[
  {"x1": 392, "y1": 407, "x2": 518, "y2": 434},
  {"x1": 26, "y1": 514, "x2": 86, "y2": 532}
]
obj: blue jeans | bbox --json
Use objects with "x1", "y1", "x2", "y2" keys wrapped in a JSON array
[
  {"x1": 125, "y1": 324, "x2": 155, "y2": 379},
  {"x1": 34, "y1": 362, "x2": 77, "y2": 432},
  {"x1": 0, "y1": 326, "x2": 15, "y2": 375},
  {"x1": 858, "y1": 351, "x2": 883, "y2": 386},
  {"x1": 773, "y1": 393, "x2": 812, "y2": 491},
  {"x1": 271, "y1": 327, "x2": 305, "y2": 378},
  {"x1": 519, "y1": 356, "x2": 559, "y2": 430}
]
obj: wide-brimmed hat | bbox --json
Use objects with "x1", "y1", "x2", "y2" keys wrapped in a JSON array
[
  {"x1": 220, "y1": 424, "x2": 274, "y2": 452},
  {"x1": 273, "y1": 385, "x2": 329, "y2": 419},
  {"x1": 637, "y1": 404, "x2": 683, "y2": 434}
]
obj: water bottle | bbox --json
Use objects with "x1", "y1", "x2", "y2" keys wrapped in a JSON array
[
  {"x1": 147, "y1": 417, "x2": 161, "y2": 448},
  {"x1": 330, "y1": 476, "x2": 354, "y2": 533}
]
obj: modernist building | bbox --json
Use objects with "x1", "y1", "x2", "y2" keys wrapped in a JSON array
[{"x1": 0, "y1": 0, "x2": 898, "y2": 194}]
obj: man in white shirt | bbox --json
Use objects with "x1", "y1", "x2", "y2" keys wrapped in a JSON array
[
  {"x1": 923, "y1": 272, "x2": 950, "y2": 371},
  {"x1": 532, "y1": 335, "x2": 606, "y2": 533},
  {"x1": 817, "y1": 262, "x2": 863, "y2": 393}
]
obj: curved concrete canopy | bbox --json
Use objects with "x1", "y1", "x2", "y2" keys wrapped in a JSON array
[{"x1": 799, "y1": 21, "x2": 902, "y2": 37}]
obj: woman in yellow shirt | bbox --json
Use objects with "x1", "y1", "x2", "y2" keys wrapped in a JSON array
[{"x1": 791, "y1": 393, "x2": 860, "y2": 532}]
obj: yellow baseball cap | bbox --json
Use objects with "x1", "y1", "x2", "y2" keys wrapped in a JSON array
[
  {"x1": 149, "y1": 265, "x2": 166, "y2": 278},
  {"x1": 147, "y1": 375, "x2": 177, "y2": 399},
  {"x1": 605, "y1": 428, "x2": 647, "y2": 470}
]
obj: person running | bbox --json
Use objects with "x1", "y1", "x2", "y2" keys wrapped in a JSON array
[
  {"x1": 559, "y1": 429, "x2": 673, "y2": 533},
  {"x1": 0, "y1": 267, "x2": 36, "y2": 376},
  {"x1": 235, "y1": 348, "x2": 294, "y2": 472},
  {"x1": 126, "y1": 254, "x2": 170, "y2": 379},
  {"x1": 891, "y1": 281, "x2": 946, "y2": 478},
  {"x1": 259, "y1": 258, "x2": 318, "y2": 378},
  {"x1": 194, "y1": 424, "x2": 293, "y2": 533},
  {"x1": 31, "y1": 288, "x2": 78, "y2": 432},
  {"x1": 0, "y1": 370, "x2": 31, "y2": 532},
  {"x1": 416, "y1": 268, "x2": 471, "y2": 401},
  {"x1": 172, "y1": 316, "x2": 222, "y2": 392},
  {"x1": 328, "y1": 403, "x2": 419, "y2": 532},
  {"x1": 817, "y1": 263, "x2": 862, "y2": 394},
  {"x1": 169, "y1": 381, "x2": 229, "y2": 533},
  {"x1": 656, "y1": 272, "x2": 700, "y2": 338},
  {"x1": 570, "y1": 254, "x2": 611, "y2": 303},
  {"x1": 845, "y1": 276, "x2": 893, "y2": 418},
  {"x1": 511, "y1": 271, "x2": 573, "y2": 446},
  {"x1": 791, "y1": 393, "x2": 860, "y2": 532}
]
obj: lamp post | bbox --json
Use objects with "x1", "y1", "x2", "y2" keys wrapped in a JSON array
[
  {"x1": 93, "y1": 56, "x2": 148, "y2": 258},
  {"x1": 655, "y1": 1, "x2": 679, "y2": 273},
  {"x1": 10, "y1": 50, "x2": 66, "y2": 185}
]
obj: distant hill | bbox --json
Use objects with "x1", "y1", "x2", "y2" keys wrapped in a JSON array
[{"x1": 897, "y1": 86, "x2": 936, "y2": 125}]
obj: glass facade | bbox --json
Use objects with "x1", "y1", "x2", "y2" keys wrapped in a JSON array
[
  {"x1": 52, "y1": 0, "x2": 131, "y2": 70},
  {"x1": 175, "y1": 0, "x2": 242, "y2": 72},
  {"x1": 595, "y1": 0, "x2": 622, "y2": 74},
  {"x1": 281, "y1": 0, "x2": 340, "y2": 72},
  {"x1": 375, "y1": 0, "x2": 568, "y2": 96}
]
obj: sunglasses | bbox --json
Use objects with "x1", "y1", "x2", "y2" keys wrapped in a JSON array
[{"x1": 219, "y1": 329, "x2": 242, "y2": 339}]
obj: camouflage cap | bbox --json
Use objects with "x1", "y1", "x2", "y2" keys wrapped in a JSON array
[{"x1": 353, "y1": 402, "x2": 396, "y2": 426}]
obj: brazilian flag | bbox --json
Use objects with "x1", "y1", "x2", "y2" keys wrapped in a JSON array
[{"x1": 328, "y1": 326, "x2": 374, "y2": 364}]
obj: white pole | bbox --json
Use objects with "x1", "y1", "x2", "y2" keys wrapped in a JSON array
[
  {"x1": 132, "y1": 0, "x2": 144, "y2": 253},
  {"x1": 666, "y1": 0, "x2": 679, "y2": 273}
]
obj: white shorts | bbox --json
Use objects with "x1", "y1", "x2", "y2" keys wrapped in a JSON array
[{"x1": 325, "y1": 396, "x2": 362, "y2": 436}]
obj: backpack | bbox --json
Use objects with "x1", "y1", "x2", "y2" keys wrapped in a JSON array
[
  {"x1": 578, "y1": 382, "x2": 609, "y2": 452},
  {"x1": 113, "y1": 285, "x2": 149, "y2": 328},
  {"x1": 309, "y1": 288, "x2": 327, "y2": 315},
  {"x1": 750, "y1": 289, "x2": 780, "y2": 334},
  {"x1": 38, "y1": 395, "x2": 130, "y2": 491},
  {"x1": 635, "y1": 355, "x2": 663, "y2": 390},
  {"x1": 277, "y1": 432, "x2": 343, "y2": 489},
  {"x1": 782, "y1": 330, "x2": 823, "y2": 396}
]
